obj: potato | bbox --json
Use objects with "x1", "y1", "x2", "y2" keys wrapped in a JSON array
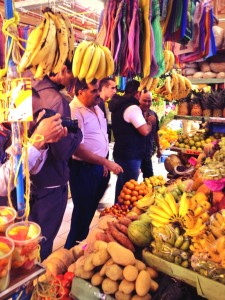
[
  {"x1": 131, "y1": 294, "x2": 152, "y2": 300},
  {"x1": 135, "y1": 270, "x2": 151, "y2": 297},
  {"x1": 123, "y1": 265, "x2": 139, "y2": 281},
  {"x1": 83, "y1": 253, "x2": 95, "y2": 271},
  {"x1": 99, "y1": 258, "x2": 114, "y2": 276},
  {"x1": 105, "y1": 264, "x2": 123, "y2": 281},
  {"x1": 107, "y1": 242, "x2": 135, "y2": 266},
  {"x1": 119, "y1": 279, "x2": 135, "y2": 294},
  {"x1": 150, "y1": 279, "x2": 159, "y2": 292},
  {"x1": 94, "y1": 240, "x2": 108, "y2": 251},
  {"x1": 91, "y1": 272, "x2": 104, "y2": 286},
  {"x1": 92, "y1": 248, "x2": 110, "y2": 266},
  {"x1": 135, "y1": 260, "x2": 146, "y2": 271},
  {"x1": 115, "y1": 290, "x2": 132, "y2": 300},
  {"x1": 76, "y1": 265, "x2": 94, "y2": 279},
  {"x1": 146, "y1": 267, "x2": 158, "y2": 279},
  {"x1": 102, "y1": 278, "x2": 119, "y2": 295},
  {"x1": 48, "y1": 248, "x2": 74, "y2": 267}
]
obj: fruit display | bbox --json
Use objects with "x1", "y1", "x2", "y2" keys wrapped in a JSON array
[
  {"x1": 174, "y1": 132, "x2": 209, "y2": 152},
  {"x1": 144, "y1": 175, "x2": 166, "y2": 187},
  {"x1": 18, "y1": 8, "x2": 74, "y2": 79},
  {"x1": 0, "y1": 237, "x2": 14, "y2": 292},
  {"x1": 0, "y1": 206, "x2": 17, "y2": 233},
  {"x1": 6, "y1": 221, "x2": 41, "y2": 270},
  {"x1": 72, "y1": 41, "x2": 114, "y2": 82},
  {"x1": 138, "y1": 76, "x2": 159, "y2": 92},
  {"x1": 200, "y1": 137, "x2": 225, "y2": 182},
  {"x1": 118, "y1": 179, "x2": 150, "y2": 208},
  {"x1": 158, "y1": 127, "x2": 178, "y2": 150}
]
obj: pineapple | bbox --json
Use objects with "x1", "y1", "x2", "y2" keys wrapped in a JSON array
[{"x1": 191, "y1": 103, "x2": 202, "y2": 116}]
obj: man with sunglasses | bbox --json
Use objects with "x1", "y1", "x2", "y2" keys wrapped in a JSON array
[{"x1": 65, "y1": 78, "x2": 123, "y2": 249}]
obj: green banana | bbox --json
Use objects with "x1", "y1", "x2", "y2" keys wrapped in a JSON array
[
  {"x1": 174, "y1": 235, "x2": 184, "y2": 248},
  {"x1": 180, "y1": 240, "x2": 190, "y2": 251}
]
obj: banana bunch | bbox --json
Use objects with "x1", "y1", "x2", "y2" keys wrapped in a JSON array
[
  {"x1": 209, "y1": 211, "x2": 225, "y2": 238},
  {"x1": 18, "y1": 8, "x2": 74, "y2": 79},
  {"x1": 138, "y1": 76, "x2": 159, "y2": 92},
  {"x1": 136, "y1": 192, "x2": 155, "y2": 211},
  {"x1": 148, "y1": 192, "x2": 210, "y2": 237},
  {"x1": 155, "y1": 73, "x2": 192, "y2": 101},
  {"x1": 164, "y1": 50, "x2": 175, "y2": 73},
  {"x1": 72, "y1": 41, "x2": 114, "y2": 83},
  {"x1": 151, "y1": 226, "x2": 191, "y2": 267}
]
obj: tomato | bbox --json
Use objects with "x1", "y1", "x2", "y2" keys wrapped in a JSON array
[
  {"x1": 64, "y1": 271, "x2": 75, "y2": 282},
  {"x1": 55, "y1": 274, "x2": 64, "y2": 281},
  {"x1": 61, "y1": 278, "x2": 71, "y2": 288}
]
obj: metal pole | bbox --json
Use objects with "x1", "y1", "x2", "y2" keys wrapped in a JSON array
[{"x1": 4, "y1": 0, "x2": 25, "y2": 217}]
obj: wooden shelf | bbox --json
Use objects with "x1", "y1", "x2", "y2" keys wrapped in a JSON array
[{"x1": 189, "y1": 78, "x2": 225, "y2": 85}]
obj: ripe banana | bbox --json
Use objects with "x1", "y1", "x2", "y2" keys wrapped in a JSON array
[
  {"x1": 78, "y1": 43, "x2": 96, "y2": 80},
  {"x1": 165, "y1": 76, "x2": 172, "y2": 94},
  {"x1": 148, "y1": 205, "x2": 172, "y2": 219},
  {"x1": 174, "y1": 235, "x2": 184, "y2": 248},
  {"x1": 72, "y1": 41, "x2": 92, "y2": 78},
  {"x1": 163, "y1": 50, "x2": 170, "y2": 73},
  {"x1": 178, "y1": 192, "x2": 189, "y2": 217},
  {"x1": 94, "y1": 47, "x2": 107, "y2": 80},
  {"x1": 29, "y1": 13, "x2": 56, "y2": 68},
  {"x1": 171, "y1": 73, "x2": 178, "y2": 100},
  {"x1": 85, "y1": 45, "x2": 102, "y2": 83},
  {"x1": 150, "y1": 77, "x2": 159, "y2": 91},
  {"x1": 168, "y1": 51, "x2": 175, "y2": 71},
  {"x1": 154, "y1": 197, "x2": 174, "y2": 217},
  {"x1": 34, "y1": 37, "x2": 57, "y2": 79},
  {"x1": 55, "y1": 11, "x2": 74, "y2": 63},
  {"x1": 148, "y1": 213, "x2": 170, "y2": 225},
  {"x1": 146, "y1": 77, "x2": 154, "y2": 91},
  {"x1": 47, "y1": 11, "x2": 69, "y2": 74},
  {"x1": 215, "y1": 212, "x2": 225, "y2": 226},
  {"x1": 180, "y1": 239, "x2": 190, "y2": 251},
  {"x1": 138, "y1": 77, "x2": 149, "y2": 91},
  {"x1": 136, "y1": 193, "x2": 155, "y2": 210},
  {"x1": 100, "y1": 45, "x2": 115, "y2": 77},
  {"x1": 164, "y1": 193, "x2": 178, "y2": 216},
  {"x1": 210, "y1": 225, "x2": 223, "y2": 238}
]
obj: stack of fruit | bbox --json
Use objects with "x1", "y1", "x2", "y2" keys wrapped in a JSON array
[
  {"x1": 18, "y1": 8, "x2": 75, "y2": 79},
  {"x1": 174, "y1": 132, "x2": 210, "y2": 152},
  {"x1": 144, "y1": 175, "x2": 166, "y2": 188},
  {"x1": 158, "y1": 127, "x2": 178, "y2": 150}
]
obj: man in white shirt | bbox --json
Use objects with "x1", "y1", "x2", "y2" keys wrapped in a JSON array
[
  {"x1": 109, "y1": 80, "x2": 153, "y2": 203},
  {"x1": 65, "y1": 78, "x2": 123, "y2": 249}
]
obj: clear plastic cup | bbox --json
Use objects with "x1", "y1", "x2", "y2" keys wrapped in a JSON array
[
  {"x1": 6, "y1": 221, "x2": 41, "y2": 270},
  {"x1": 0, "y1": 236, "x2": 14, "y2": 292},
  {"x1": 0, "y1": 206, "x2": 17, "y2": 234}
]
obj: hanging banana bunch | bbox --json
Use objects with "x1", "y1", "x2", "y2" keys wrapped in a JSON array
[
  {"x1": 72, "y1": 41, "x2": 115, "y2": 83},
  {"x1": 17, "y1": 7, "x2": 75, "y2": 80}
]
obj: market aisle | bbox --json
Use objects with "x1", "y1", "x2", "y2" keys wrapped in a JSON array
[{"x1": 53, "y1": 147, "x2": 168, "y2": 252}]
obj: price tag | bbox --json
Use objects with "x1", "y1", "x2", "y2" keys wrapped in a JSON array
[{"x1": 0, "y1": 78, "x2": 32, "y2": 122}]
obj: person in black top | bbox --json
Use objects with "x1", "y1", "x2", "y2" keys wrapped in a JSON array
[{"x1": 139, "y1": 91, "x2": 162, "y2": 178}]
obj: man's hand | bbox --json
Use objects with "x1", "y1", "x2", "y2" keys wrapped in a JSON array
[
  {"x1": 157, "y1": 148, "x2": 162, "y2": 158},
  {"x1": 147, "y1": 114, "x2": 156, "y2": 125},
  {"x1": 32, "y1": 110, "x2": 67, "y2": 149},
  {"x1": 104, "y1": 160, "x2": 123, "y2": 175}
]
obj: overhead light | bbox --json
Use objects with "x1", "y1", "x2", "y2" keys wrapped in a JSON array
[{"x1": 75, "y1": 0, "x2": 104, "y2": 14}]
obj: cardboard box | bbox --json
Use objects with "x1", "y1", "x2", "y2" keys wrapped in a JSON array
[{"x1": 142, "y1": 249, "x2": 225, "y2": 300}]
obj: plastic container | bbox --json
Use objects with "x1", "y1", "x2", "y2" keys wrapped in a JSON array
[
  {"x1": 0, "y1": 236, "x2": 14, "y2": 292},
  {"x1": 6, "y1": 221, "x2": 41, "y2": 270},
  {"x1": 0, "y1": 206, "x2": 17, "y2": 234}
]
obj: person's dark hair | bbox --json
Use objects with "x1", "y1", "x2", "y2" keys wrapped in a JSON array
[
  {"x1": 99, "y1": 77, "x2": 115, "y2": 92},
  {"x1": 74, "y1": 78, "x2": 98, "y2": 96},
  {"x1": 124, "y1": 80, "x2": 140, "y2": 95},
  {"x1": 49, "y1": 59, "x2": 72, "y2": 77}
]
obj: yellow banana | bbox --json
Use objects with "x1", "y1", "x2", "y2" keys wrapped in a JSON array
[
  {"x1": 194, "y1": 206, "x2": 204, "y2": 217},
  {"x1": 72, "y1": 41, "x2": 92, "y2": 77},
  {"x1": 78, "y1": 44, "x2": 96, "y2": 80},
  {"x1": 210, "y1": 225, "x2": 223, "y2": 238},
  {"x1": 17, "y1": 18, "x2": 46, "y2": 72},
  {"x1": 189, "y1": 198, "x2": 197, "y2": 211},
  {"x1": 171, "y1": 73, "x2": 178, "y2": 100},
  {"x1": 47, "y1": 11, "x2": 69, "y2": 74},
  {"x1": 34, "y1": 37, "x2": 57, "y2": 79},
  {"x1": 29, "y1": 14, "x2": 56, "y2": 68},
  {"x1": 178, "y1": 192, "x2": 189, "y2": 217},
  {"x1": 148, "y1": 205, "x2": 172, "y2": 219},
  {"x1": 176, "y1": 74, "x2": 186, "y2": 99},
  {"x1": 151, "y1": 220, "x2": 165, "y2": 228},
  {"x1": 185, "y1": 223, "x2": 206, "y2": 237},
  {"x1": 94, "y1": 47, "x2": 106, "y2": 80},
  {"x1": 215, "y1": 212, "x2": 225, "y2": 226},
  {"x1": 100, "y1": 45, "x2": 114, "y2": 77},
  {"x1": 148, "y1": 213, "x2": 170, "y2": 225},
  {"x1": 168, "y1": 51, "x2": 175, "y2": 71},
  {"x1": 216, "y1": 236, "x2": 225, "y2": 253},
  {"x1": 85, "y1": 45, "x2": 102, "y2": 83},
  {"x1": 184, "y1": 213, "x2": 195, "y2": 229},
  {"x1": 165, "y1": 76, "x2": 172, "y2": 94},
  {"x1": 155, "y1": 198, "x2": 174, "y2": 217},
  {"x1": 138, "y1": 77, "x2": 149, "y2": 91},
  {"x1": 150, "y1": 77, "x2": 159, "y2": 91},
  {"x1": 164, "y1": 193, "x2": 178, "y2": 216},
  {"x1": 208, "y1": 249, "x2": 221, "y2": 263},
  {"x1": 163, "y1": 50, "x2": 170, "y2": 73},
  {"x1": 174, "y1": 235, "x2": 184, "y2": 248},
  {"x1": 183, "y1": 77, "x2": 192, "y2": 93},
  {"x1": 55, "y1": 11, "x2": 75, "y2": 63},
  {"x1": 136, "y1": 193, "x2": 155, "y2": 210},
  {"x1": 146, "y1": 77, "x2": 154, "y2": 91}
]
